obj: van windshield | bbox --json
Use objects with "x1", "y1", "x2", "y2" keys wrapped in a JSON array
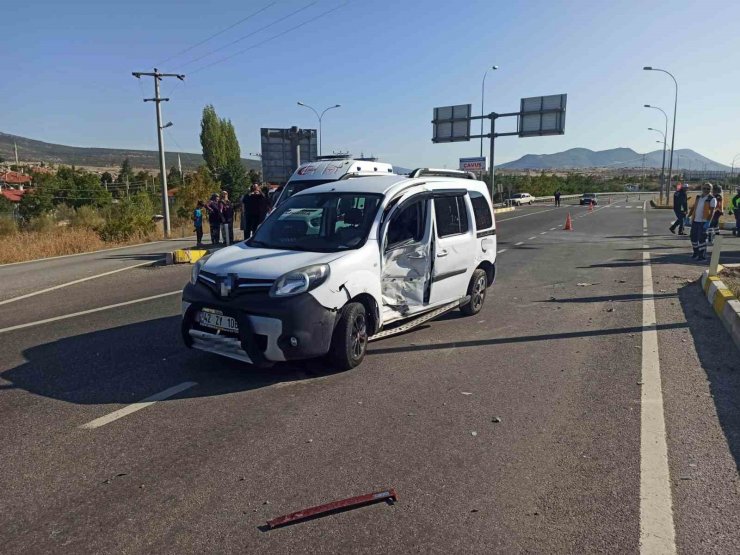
[
  {"x1": 249, "y1": 192, "x2": 383, "y2": 252},
  {"x1": 276, "y1": 179, "x2": 336, "y2": 207}
]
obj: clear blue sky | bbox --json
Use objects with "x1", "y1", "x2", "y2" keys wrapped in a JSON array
[{"x1": 4, "y1": 0, "x2": 740, "y2": 169}]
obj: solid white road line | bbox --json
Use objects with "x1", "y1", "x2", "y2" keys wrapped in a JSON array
[
  {"x1": 79, "y1": 381, "x2": 198, "y2": 429},
  {"x1": 0, "y1": 260, "x2": 158, "y2": 306},
  {"x1": 640, "y1": 207, "x2": 676, "y2": 553},
  {"x1": 514, "y1": 241, "x2": 524, "y2": 246},
  {"x1": 497, "y1": 207, "x2": 560, "y2": 222},
  {"x1": 0, "y1": 291, "x2": 181, "y2": 334},
  {"x1": 497, "y1": 248, "x2": 507, "y2": 254}
]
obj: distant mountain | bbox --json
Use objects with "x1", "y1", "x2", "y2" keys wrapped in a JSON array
[
  {"x1": 498, "y1": 147, "x2": 731, "y2": 171},
  {"x1": 0, "y1": 131, "x2": 261, "y2": 173}
]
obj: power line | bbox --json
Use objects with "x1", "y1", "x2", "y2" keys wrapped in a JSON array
[
  {"x1": 156, "y1": 2, "x2": 277, "y2": 66},
  {"x1": 179, "y1": 1, "x2": 318, "y2": 69},
  {"x1": 190, "y1": 2, "x2": 348, "y2": 75}
]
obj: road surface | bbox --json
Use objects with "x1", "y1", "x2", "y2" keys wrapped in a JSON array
[{"x1": 1, "y1": 198, "x2": 738, "y2": 553}]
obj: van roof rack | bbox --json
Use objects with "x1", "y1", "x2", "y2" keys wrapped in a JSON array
[{"x1": 408, "y1": 168, "x2": 476, "y2": 180}]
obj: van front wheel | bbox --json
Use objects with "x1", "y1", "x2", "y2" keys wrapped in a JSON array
[
  {"x1": 329, "y1": 302, "x2": 368, "y2": 370},
  {"x1": 460, "y1": 269, "x2": 487, "y2": 316}
]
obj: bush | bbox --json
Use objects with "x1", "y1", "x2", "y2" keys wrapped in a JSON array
[
  {"x1": 98, "y1": 193, "x2": 155, "y2": 241},
  {"x1": 25, "y1": 214, "x2": 57, "y2": 233},
  {"x1": 70, "y1": 205, "x2": 105, "y2": 230},
  {"x1": 0, "y1": 216, "x2": 17, "y2": 237},
  {"x1": 54, "y1": 203, "x2": 76, "y2": 223}
]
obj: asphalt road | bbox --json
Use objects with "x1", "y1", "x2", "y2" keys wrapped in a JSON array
[{"x1": 1, "y1": 197, "x2": 738, "y2": 553}]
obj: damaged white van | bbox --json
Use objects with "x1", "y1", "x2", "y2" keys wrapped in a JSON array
[{"x1": 181, "y1": 170, "x2": 497, "y2": 370}]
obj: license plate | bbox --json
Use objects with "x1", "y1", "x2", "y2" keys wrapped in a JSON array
[{"x1": 199, "y1": 309, "x2": 238, "y2": 333}]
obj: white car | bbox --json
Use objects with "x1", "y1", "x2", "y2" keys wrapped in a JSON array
[
  {"x1": 181, "y1": 170, "x2": 497, "y2": 370},
  {"x1": 510, "y1": 193, "x2": 534, "y2": 206}
]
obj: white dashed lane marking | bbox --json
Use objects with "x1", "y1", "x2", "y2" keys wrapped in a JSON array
[{"x1": 514, "y1": 241, "x2": 524, "y2": 246}]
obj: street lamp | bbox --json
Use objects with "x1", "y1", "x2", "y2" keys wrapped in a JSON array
[
  {"x1": 647, "y1": 126, "x2": 667, "y2": 200},
  {"x1": 644, "y1": 104, "x2": 669, "y2": 201},
  {"x1": 297, "y1": 101, "x2": 341, "y2": 156},
  {"x1": 480, "y1": 65, "x2": 499, "y2": 158},
  {"x1": 643, "y1": 67, "x2": 678, "y2": 201}
]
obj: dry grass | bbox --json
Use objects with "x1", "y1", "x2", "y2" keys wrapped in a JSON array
[
  {"x1": 720, "y1": 267, "x2": 740, "y2": 299},
  {"x1": 0, "y1": 228, "x2": 160, "y2": 264}
]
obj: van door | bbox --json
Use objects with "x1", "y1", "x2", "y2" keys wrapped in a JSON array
[
  {"x1": 380, "y1": 194, "x2": 433, "y2": 316},
  {"x1": 428, "y1": 192, "x2": 474, "y2": 305}
]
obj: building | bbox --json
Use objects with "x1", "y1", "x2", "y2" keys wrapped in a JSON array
[
  {"x1": 260, "y1": 127, "x2": 318, "y2": 185},
  {"x1": 0, "y1": 171, "x2": 32, "y2": 190}
]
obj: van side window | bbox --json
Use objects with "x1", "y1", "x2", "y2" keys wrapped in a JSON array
[
  {"x1": 386, "y1": 200, "x2": 426, "y2": 249},
  {"x1": 469, "y1": 191, "x2": 493, "y2": 230},
  {"x1": 434, "y1": 196, "x2": 469, "y2": 237}
]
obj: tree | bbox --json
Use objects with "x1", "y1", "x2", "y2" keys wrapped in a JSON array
[
  {"x1": 18, "y1": 188, "x2": 53, "y2": 221},
  {"x1": 101, "y1": 171, "x2": 114, "y2": 186},
  {"x1": 199, "y1": 104, "x2": 246, "y2": 196},
  {"x1": 117, "y1": 158, "x2": 135, "y2": 185}
]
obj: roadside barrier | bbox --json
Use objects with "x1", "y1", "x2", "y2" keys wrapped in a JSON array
[{"x1": 165, "y1": 249, "x2": 208, "y2": 265}]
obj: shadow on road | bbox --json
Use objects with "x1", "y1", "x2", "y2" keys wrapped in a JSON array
[
  {"x1": 677, "y1": 282, "x2": 740, "y2": 471},
  {"x1": 537, "y1": 292, "x2": 677, "y2": 304},
  {"x1": 1, "y1": 316, "x2": 343, "y2": 406}
]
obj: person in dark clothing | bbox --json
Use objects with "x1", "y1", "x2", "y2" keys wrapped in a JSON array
[
  {"x1": 242, "y1": 184, "x2": 271, "y2": 239},
  {"x1": 206, "y1": 193, "x2": 222, "y2": 245},
  {"x1": 669, "y1": 183, "x2": 688, "y2": 235},
  {"x1": 554, "y1": 190, "x2": 561, "y2": 207},
  {"x1": 730, "y1": 186, "x2": 740, "y2": 237},
  {"x1": 219, "y1": 190, "x2": 234, "y2": 245},
  {"x1": 193, "y1": 200, "x2": 205, "y2": 246}
]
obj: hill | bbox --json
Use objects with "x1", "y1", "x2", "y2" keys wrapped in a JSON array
[
  {"x1": 0, "y1": 131, "x2": 261, "y2": 173},
  {"x1": 498, "y1": 147, "x2": 730, "y2": 171}
]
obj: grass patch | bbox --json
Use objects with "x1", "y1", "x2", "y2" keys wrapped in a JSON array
[{"x1": 720, "y1": 267, "x2": 740, "y2": 299}]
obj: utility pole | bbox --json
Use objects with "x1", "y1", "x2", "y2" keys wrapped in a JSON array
[
  {"x1": 132, "y1": 68, "x2": 184, "y2": 237},
  {"x1": 14, "y1": 142, "x2": 19, "y2": 168},
  {"x1": 177, "y1": 154, "x2": 183, "y2": 184}
]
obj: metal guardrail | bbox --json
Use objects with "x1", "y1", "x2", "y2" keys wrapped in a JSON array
[{"x1": 502, "y1": 191, "x2": 654, "y2": 206}]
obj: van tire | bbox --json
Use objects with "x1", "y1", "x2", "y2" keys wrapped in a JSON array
[
  {"x1": 328, "y1": 302, "x2": 368, "y2": 370},
  {"x1": 460, "y1": 269, "x2": 487, "y2": 316}
]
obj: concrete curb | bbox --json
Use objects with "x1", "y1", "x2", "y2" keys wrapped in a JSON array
[
  {"x1": 494, "y1": 207, "x2": 514, "y2": 214},
  {"x1": 165, "y1": 249, "x2": 208, "y2": 265},
  {"x1": 700, "y1": 265, "x2": 740, "y2": 351}
]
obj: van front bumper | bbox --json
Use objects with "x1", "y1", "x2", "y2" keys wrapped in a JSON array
[{"x1": 181, "y1": 282, "x2": 339, "y2": 365}]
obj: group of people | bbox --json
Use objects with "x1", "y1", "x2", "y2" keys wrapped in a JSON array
[
  {"x1": 671, "y1": 182, "x2": 740, "y2": 261},
  {"x1": 191, "y1": 185, "x2": 272, "y2": 247}
]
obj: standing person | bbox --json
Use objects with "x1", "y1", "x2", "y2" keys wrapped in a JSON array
[
  {"x1": 669, "y1": 183, "x2": 688, "y2": 235},
  {"x1": 243, "y1": 184, "x2": 270, "y2": 239},
  {"x1": 554, "y1": 190, "x2": 561, "y2": 207},
  {"x1": 193, "y1": 200, "x2": 205, "y2": 246},
  {"x1": 729, "y1": 186, "x2": 740, "y2": 237},
  {"x1": 219, "y1": 190, "x2": 234, "y2": 245},
  {"x1": 707, "y1": 183, "x2": 723, "y2": 245},
  {"x1": 687, "y1": 182, "x2": 717, "y2": 261},
  {"x1": 206, "y1": 193, "x2": 222, "y2": 245}
]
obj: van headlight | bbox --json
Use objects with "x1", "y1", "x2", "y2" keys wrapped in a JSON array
[
  {"x1": 270, "y1": 264, "x2": 330, "y2": 298},
  {"x1": 190, "y1": 256, "x2": 210, "y2": 285}
]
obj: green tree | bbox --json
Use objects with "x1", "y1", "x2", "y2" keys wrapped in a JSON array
[
  {"x1": 18, "y1": 188, "x2": 54, "y2": 221},
  {"x1": 101, "y1": 171, "x2": 114, "y2": 186},
  {"x1": 117, "y1": 158, "x2": 135, "y2": 185},
  {"x1": 200, "y1": 105, "x2": 225, "y2": 177},
  {"x1": 199, "y1": 104, "x2": 246, "y2": 197}
]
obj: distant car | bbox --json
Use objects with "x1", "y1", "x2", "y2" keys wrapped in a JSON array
[
  {"x1": 580, "y1": 193, "x2": 598, "y2": 206},
  {"x1": 510, "y1": 193, "x2": 534, "y2": 206}
]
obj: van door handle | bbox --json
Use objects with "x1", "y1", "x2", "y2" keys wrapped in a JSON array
[
  {"x1": 407, "y1": 252, "x2": 426, "y2": 259},
  {"x1": 437, "y1": 250, "x2": 448, "y2": 258}
]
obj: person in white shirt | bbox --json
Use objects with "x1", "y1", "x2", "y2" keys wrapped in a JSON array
[{"x1": 687, "y1": 183, "x2": 718, "y2": 261}]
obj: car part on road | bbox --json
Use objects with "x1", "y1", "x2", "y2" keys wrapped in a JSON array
[
  {"x1": 369, "y1": 299, "x2": 463, "y2": 341},
  {"x1": 266, "y1": 488, "x2": 398, "y2": 529}
]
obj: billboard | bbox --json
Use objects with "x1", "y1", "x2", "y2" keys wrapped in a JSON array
[
  {"x1": 432, "y1": 104, "x2": 471, "y2": 143},
  {"x1": 518, "y1": 94, "x2": 567, "y2": 137},
  {"x1": 260, "y1": 127, "x2": 318, "y2": 184},
  {"x1": 459, "y1": 156, "x2": 487, "y2": 172}
]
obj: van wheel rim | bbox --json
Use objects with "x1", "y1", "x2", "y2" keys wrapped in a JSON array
[
  {"x1": 351, "y1": 315, "x2": 367, "y2": 359},
  {"x1": 472, "y1": 276, "x2": 486, "y2": 310}
]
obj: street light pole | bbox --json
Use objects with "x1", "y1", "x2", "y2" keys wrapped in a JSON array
[
  {"x1": 644, "y1": 104, "x2": 668, "y2": 202},
  {"x1": 297, "y1": 102, "x2": 341, "y2": 156},
  {"x1": 644, "y1": 67, "x2": 678, "y2": 203},
  {"x1": 648, "y1": 126, "x2": 667, "y2": 202},
  {"x1": 480, "y1": 65, "x2": 498, "y2": 158}
]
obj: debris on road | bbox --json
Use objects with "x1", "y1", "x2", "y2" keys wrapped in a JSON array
[
  {"x1": 266, "y1": 489, "x2": 398, "y2": 529},
  {"x1": 491, "y1": 416, "x2": 502, "y2": 423},
  {"x1": 461, "y1": 392, "x2": 473, "y2": 396},
  {"x1": 471, "y1": 431, "x2": 478, "y2": 437},
  {"x1": 577, "y1": 282, "x2": 601, "y2": 287}
]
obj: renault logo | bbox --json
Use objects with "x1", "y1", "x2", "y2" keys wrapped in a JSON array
[{"x1": 218, "y1": 274, "x2": 237, "y2": 297}]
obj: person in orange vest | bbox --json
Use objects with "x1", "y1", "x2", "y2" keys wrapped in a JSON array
[{"x1": 687, "y1": 182, "x2": 717, "y2": 261}]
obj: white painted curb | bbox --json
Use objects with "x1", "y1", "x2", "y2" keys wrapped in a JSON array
[{"x1": 701, "y1": 269, "x2": 740, "y2": 351}]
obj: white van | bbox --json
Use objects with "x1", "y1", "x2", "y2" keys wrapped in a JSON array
[
  {"x1": 181, "y1": 170, "x2": 497, "y2": 370},
  {"x1": 272, "y1": 158, "x2": 395, "y2": 208}
]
